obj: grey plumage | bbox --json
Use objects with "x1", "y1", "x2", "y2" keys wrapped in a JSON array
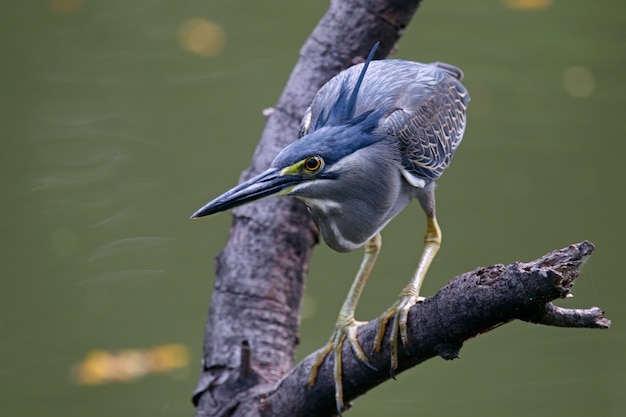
[
  {"x1": 301, "y1": 60, "x2": 469, "y2": 181},
  {"x1": 269, "y1": 58, "x2": 469, "y2": 252}
]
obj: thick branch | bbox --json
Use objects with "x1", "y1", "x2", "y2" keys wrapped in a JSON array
[
  {"x1": 193, "y1": 1, "x2": 423, "y2": 417},
  {"x1": 256, "y1": 241, "x2": 610, "y2": 417}
]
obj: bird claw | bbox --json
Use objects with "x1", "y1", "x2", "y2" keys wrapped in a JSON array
[
  {"x1": 374, "y1": 295, "x2": 425, "y2": 375},
  {"x1": 309, "y1": 320, "x2": 375, "y2": 414}
]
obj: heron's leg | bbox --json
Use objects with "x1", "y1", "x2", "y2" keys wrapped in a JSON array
[
  {"x1": 309, "y1": 233, "x2": 381, "y2": 413},
  {"x1": 374, "y1": 188, "x2": 441, "y2": 372}
]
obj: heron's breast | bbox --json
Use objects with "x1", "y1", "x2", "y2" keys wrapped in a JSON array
[
  {"x1": 299, "y1": 199, "x2": 362, "y2": 252},
  {"x1": 318, "y1": 219, "x2": 363, "y2": 253}
]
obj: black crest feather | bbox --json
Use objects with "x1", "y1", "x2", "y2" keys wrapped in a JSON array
[{"x1": 315, "y1": 42, "x2": 380, "y2": 130}]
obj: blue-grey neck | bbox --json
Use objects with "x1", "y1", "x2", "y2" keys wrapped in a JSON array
[{"x1": 289, "y1": 138, "x2": 414, "y2": 252}]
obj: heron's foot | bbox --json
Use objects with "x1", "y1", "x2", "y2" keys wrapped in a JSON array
[
  {"x1": 374, "y1": 294, "x2": 425, "y2": 375},
  {"x1": 308, "y1": 319, "x2": 376, "y2": 414}
]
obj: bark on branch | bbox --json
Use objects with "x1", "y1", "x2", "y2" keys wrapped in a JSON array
[
  {"x1": 260, "y1": 241, "x2": 609, "y2": 417},
  {"x1": 194, "y1": 240, "x2": 609, "y2": 417},
  {"x1": 191, "y1": 1, "x2": 610, "y2": 416}
]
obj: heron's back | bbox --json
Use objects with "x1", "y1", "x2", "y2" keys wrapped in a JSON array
[{"x1": 300, "y1": 60, "x2": 470, "y2": 182}]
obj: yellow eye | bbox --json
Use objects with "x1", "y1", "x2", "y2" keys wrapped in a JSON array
[{"x1": 304, "y1": 156, "x2": 323, "y2": 172}]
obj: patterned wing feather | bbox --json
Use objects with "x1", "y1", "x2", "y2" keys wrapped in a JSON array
[
  {"x1": 382, "y1": 63, "x2": 469, "y2": 181},
  {"x1": 299, "y1": 60, "x2": 469, "y2": 181}
]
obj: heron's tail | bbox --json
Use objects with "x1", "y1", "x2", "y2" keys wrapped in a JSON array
[{"x1": 432, "y1": 62, "x2": 464, "y2": 81}]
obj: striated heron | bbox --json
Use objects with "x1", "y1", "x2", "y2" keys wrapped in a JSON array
[{"x1": 190, "y1": 44, "x2": 470, "y2": 413}]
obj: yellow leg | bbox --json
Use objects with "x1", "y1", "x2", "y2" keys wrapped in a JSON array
[
  {"x1": 309, "y1": 233, "x2": 381, "y2": 414},
  {"x1": 374, "y1": 215, "x2": 441, "y2": 372}
]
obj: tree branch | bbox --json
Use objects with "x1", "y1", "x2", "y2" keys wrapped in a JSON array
[
  {"x1": 193, "y1": 1, "x2": 423, "y2": 416},
  {"x1": 256, "y1": 241, "x2": 609, "y2": 417},
  {"x1": 195, "y1": 240, "x2": 609, "y2": 417}
]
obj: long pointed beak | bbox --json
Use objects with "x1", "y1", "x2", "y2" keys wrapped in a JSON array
[{"x1": 190, "y1": 167, "x2": 304, "y2": 219}]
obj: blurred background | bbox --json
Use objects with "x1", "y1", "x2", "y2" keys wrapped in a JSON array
[{"x1": 1, "y1": 0, "x2": 624, "y2": 415}]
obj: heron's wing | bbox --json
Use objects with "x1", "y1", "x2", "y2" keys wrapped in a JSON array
[{"x1": 382, "y1": 63, "x2": 470, "y2": 182}]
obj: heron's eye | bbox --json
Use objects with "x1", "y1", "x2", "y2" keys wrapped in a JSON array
[{"x1": 304, "y1": 156, "x2": 323, "y2": 172}]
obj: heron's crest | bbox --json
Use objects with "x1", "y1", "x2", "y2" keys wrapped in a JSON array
[
  {"x1": 315, "y1": 42, "x2": 380, "y2": 131},
  {"x1": 272, "y1": 43, "x2": 387, "y2": 170}
]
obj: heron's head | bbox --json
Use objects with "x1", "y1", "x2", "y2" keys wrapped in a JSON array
[
  {"x1": 191, "y1": 43, "x2": 394, "y2": 220},
  {"x1": 190, "y1": 117, "x2": 392, "y2": 219}
]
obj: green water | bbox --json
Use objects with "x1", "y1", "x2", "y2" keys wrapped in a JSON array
[{"x1": 1, "y1": 1, "x2": 624, "y2": 416}]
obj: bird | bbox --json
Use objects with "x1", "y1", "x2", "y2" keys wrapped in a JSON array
[{"x1": 190, "y1": 43, "x2": 469, "y2": 414}]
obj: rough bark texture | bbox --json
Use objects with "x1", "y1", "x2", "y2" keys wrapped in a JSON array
[
  {"x1": 195, "y1": 238, "x2": 609, "y2": 416},
  {"x1": 192, "y1": 1, "x2": 610, "y2": 417},
  {"x1": 258, "y1": 241, "x2": 609, "y2": 417}
]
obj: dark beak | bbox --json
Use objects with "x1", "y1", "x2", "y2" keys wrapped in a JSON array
[{"x1": 190, "y1": 167, "x2": 304, "y2": 219}]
